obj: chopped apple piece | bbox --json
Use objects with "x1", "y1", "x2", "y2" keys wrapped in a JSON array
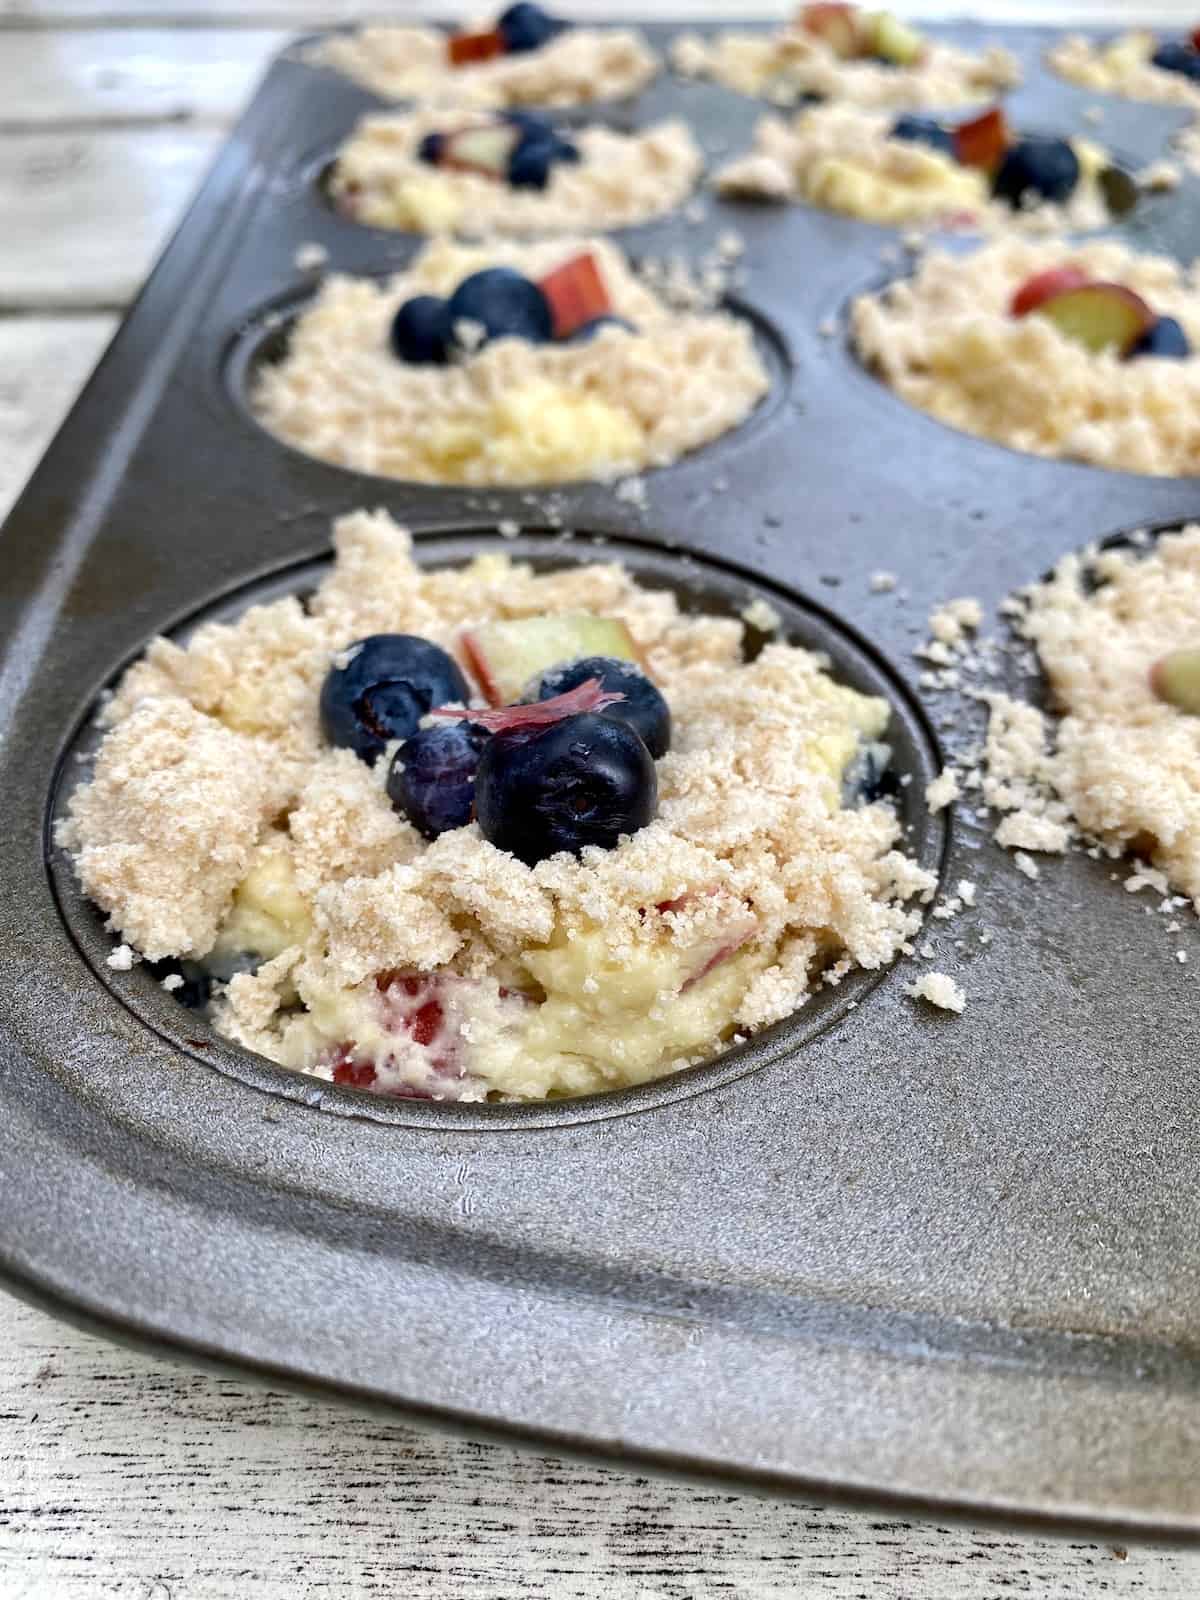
[
  {"x1": 798, "y1": 3, "x2": 863, "y2": 59},
  {"x1": 1151, "y1": 647, "x2": 1200, "y2": 714},
  {"x1": 461, "y1": 613, "x2": 638, "y2": 705},
  {"x1": 537, "y1": 253, "x2": 613, "y2": 340},
  {"x1": 448, "y1": 28, "x2": 506, "y2": 66},
  {"x1": 869, "y1": 10, "x2": 925, "y2": 65},
  {"x1": 953, "y1": 106, "x2": 1011, "y2": 171},
  {"x1": 441, "y1": 124, "x2": 521, "y2": 179},
  {"x1": 1034, "y1": 281, "x2": 1155, "y2": 356},
  {"x1": 1010, "y1": 264, "x2": 1092, "y2": 317}
]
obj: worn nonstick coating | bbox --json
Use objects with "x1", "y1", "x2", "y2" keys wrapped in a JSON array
[{"x1": 4, "y1": 20, "x2": 1200, "y2": 1540}]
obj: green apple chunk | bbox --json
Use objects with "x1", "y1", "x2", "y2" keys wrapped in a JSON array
[
  {"x1": 1033, "y1": 281, "x2": 1154, "y2": 356},
  {"x1": 1150, "y1": 647, "x2": 1200, "y2": 715},
  {"x1": 462, "y1": 613, "x2": 639, "y2": 705},
  {"x1": 869, "y1": 11, "x2": 925, "y2": 65}
]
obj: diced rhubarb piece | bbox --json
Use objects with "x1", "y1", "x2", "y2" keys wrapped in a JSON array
[
  {"x1": 953, "y1": 106, "x2": 1011, "y2": 171},
  {"x1": 328, "y1": 1044, "x2": 378, "y2": 1090},
  {"x1": 435, "y1": 677, "x2": 623, "y2": 735},
  {"x1": 448, "y1": 28, "x2": 506, "y2": 66},
  {"x1": 798, "y1": 3, "x2": 863, "y2": 59},
  {"x1": 650, "y1": 892, "x2": 759, "y2": 990},
  {"x1": 537, "y1": 253, "x2": 614, "y2": 341},
  {"x1": 460, "y1": 613, "x2": 637, "y2": 706},
  {"x1": 441, "y1": 124, "x2": 521, "y2": 179},
  {"x1": 869, "y1": 10, "x2": 925, "y2": 65},
  {"x1": 1151, "y1": 647, "x2": 1200, "y2": 714},
  {"x1": 1033, "y1": 281, "x2": 1156, "y2": 356},
  {"x1": 1192, "y1": 26, "x2": 1200, "y2": 52},
  {"x1": 1010, "y1": 265, "x2": 1092, "y2": 318}
]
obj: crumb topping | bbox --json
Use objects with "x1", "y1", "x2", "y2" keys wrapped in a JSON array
[
  {"x1": 251, "y1": 237, "x2": 769, "y2": 487},
  {"x1": 330, "y1": 109, "x2": 702, "y2": 236},
  {"x1": 909, "y1": 971, "x2": 967, "y2": 1012},
  {"x1": 853, "y1": 236, "x2": 1200, "y2": 477},
  {"x1": 307, "y1": 24, "x2": 657, "y2": 109}
]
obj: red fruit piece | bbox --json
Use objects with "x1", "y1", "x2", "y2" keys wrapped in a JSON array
[
  {"x1": 953, "y1": 106, "x2": 1011, "y2": 171},
  {"x1": 329, "y1": 1044, "x2": 378, "y2": 1090},
  {"x1": 1192, "y1": 26, "x2": 1200, "y2": 51},
  {"x1": 1010, "y1": 265, "x2": 1092, "y2": 317},
  {"x1": 798, "y1": 3, "x2": 863, "y2": 59},
  {"x1": 433, "y1": 677, "x2": 624, "y2": 734},
  {"x1": 537, "y1": 253, "x2": 614, "y2": 340},
  {"x1": 448, "y1": 28, "x2": 506, "y2": 66}
]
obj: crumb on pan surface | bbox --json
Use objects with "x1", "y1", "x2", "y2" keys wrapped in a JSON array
[
  {"x1": 909, "y1": 971, "x2": 966, "y2": 1011},
  {"x1": 1048, "y1": 31, "x2": 1200, "y2": 109},
  {"x1": 250, "y1": 237, "x2": 770, "y2": 487},
  {"x1": 57, "y1": 511, "x2": 938, "y2": 1104},
  {"x1": 330, "y1": 109, "x2": 703, "y2": 236},
  {"x1": 715, "y1": 104, "x2": 1120, "y2": 233},
  {"x1": 307, "y1": 23, "x2": 657, "y2": 108},
  {"x1": 851, "y1": 236, "x2": 1200, "y2": 478},
  {"x1": 671, "y1": 24, "x2": 1018, "y2": 110}
]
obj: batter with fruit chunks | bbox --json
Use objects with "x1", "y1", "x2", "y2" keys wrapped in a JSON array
[
  {"x1": 57, "y1": 511, "x2": 935, "y2": 1104},
  {"x1": 671, "y1": 4, "x2": 1018, "y2": 111},
  {"x1": 250, "y1": 237, "x2": 769, "y2": 487},
  {"x1": 716, "y1": 102, "x2": 1138, "y2": 233},
  {"x1": 852, "y1": 236, "x2": 1200, "y2": 477},
  {"x1": 328, "y1": 108, "x2": 702, "y2": 237},
  {"x1": 308, "y1": 4, "x2": 656, "y2": 109}
]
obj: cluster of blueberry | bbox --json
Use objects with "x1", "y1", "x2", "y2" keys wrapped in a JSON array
[
  {"x1": 390, "y1": 253, "x2": 632, "y2": 367},
  {"x1": 417, "y1": 111, "x2": 581, "y2": 193},
  {"x1": 894, "y1": 110, "x2": 1084, "y2": 208},
  {"x1": 319, "y1": 633, "x2": 670, "y2": 866},
  {"x1": 1152, "y1": 34, "x2": 1200, "y2": 84}
]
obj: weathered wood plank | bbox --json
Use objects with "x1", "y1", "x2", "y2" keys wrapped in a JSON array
[
  {"x1": 0, "y1": 315, "x2": 115, "y2": 518},
  {"x1": 0, "y1": 28, "x2": 284, "y2": 126},
  {"x1": 1, "y1": 1288, "x2": 1197, "y2": 1600},
  {"x1": 0, "y1": 126, "x2": 219, "y2": 307}
]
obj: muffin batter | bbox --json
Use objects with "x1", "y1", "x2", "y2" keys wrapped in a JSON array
[{"x1": 58, "y1": 512, "x2": 936, "y2": 1103}]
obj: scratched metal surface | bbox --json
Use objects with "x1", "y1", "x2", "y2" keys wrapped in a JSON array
[{"x1": 2, "y1": 21, "x2": 1200, "y2": 1540}]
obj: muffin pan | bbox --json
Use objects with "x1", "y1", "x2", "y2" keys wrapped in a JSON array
[{"x1": 5, "y1": 20, "x2": 1200, "y2": 1541}]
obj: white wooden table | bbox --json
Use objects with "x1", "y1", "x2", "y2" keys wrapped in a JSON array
[{"x1": 5, "y1": 5, "x2": 1200, "y2": 1594}]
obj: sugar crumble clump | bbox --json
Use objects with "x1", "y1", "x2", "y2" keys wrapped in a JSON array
[
  {"x1": 926, "y1": 769, "x2": 960, "y2": 814},
  {"x1": 60, "y1": 510, "x2": 935, "y2": 1104},
  {"x1": 910, "y1": 971, "x2": 966, "y2": 1013},
  {"x1": 741, "y1": 598, "x2": 782, "y2": 633},
  {"x1": 106, "y1": 944, "x2": 135, "y2": 972},
  {"x1": 1139, "y1": 158, "x2": 1181, "y2": 192},
  {"x1": 928, "y1": 597, "x2": 983, "y2": 648},
  {"x1": 252, "y1": 236, "x2": 770, "y2": 489},
  {"x1": 294, "y1": 242, "x2": 329, "y2": 272},
  {"x1": 497, "y1": 519, "x2": 521, "y2": 540},
  {"x1": 328, "y1": 108, "x2": 702, "y2": 236},
  {"x1": 308, "y1": 23, "x2": 658, "y2": 109},
  {"x1": 870, "y1": 571, "x2": 898, "y2": 593},
  {"x1": 161, "y1": 972, "x2": 184, "y2": 991},
  {"x1": 958, "y1": 878, "x2": 977, "y2": 907},
  {"x1": 1013, "y1": 851, "x2": 1040, "y2": 882}
]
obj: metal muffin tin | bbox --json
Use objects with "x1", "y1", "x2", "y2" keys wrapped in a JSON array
[{"x1": 4, "y1": 19, "x2": 1200, "y2": 1540}]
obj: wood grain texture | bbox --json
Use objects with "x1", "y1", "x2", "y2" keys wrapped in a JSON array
[
  {"x1": 0, "y1": 315, "x2": 115, "y2": 517},
  {"x1": 0, "y1": 29, "x2": 284, "y2": 126},
  {"x1": 0, "y1": 125, "x2": 219, "y2": 306},
  {"x1": 3, "y1": 1289, "x2": 1199, "y2": 1600}
]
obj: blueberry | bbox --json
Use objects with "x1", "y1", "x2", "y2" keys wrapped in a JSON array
[
  {"x1": 842, "y1": 741, "x2": 897, "y2": 807},
  {"x1": 1132, "y1": 315, "x2": 1192, "y2": 360},
  {"x1": 446, "y1": 267, "x2": 552, "y2": 350},
  {"x1": 418, "y1": 131, "x2": 446, "y2": 165},
  {"x1": 564, "y1": 315, "x2": 636, "y2": 345},
  {"x1": 390, "y1": 295, "x2": 453, "y2": 365},
  {"x1": 992, "y1": 138, "x2": 1080, "y2": 207},
  {"x1": 475, "y1": 713, "x2": 657, "y2": 865},
  {"x1": 1152, "y1": 40, "x2": 1200, "y2": 81},
  {"x1": 533, "y1": 656, "x2": 670, "y2": 757},
  {"x1": 890, "y1": 114, "x2": 955, "y2": 157},
  {"x1": 387, "y1": 722, "x2": 489, "y2": 839},
  {"x1": 497, "y1": 2, "x2": 568, "y2": 54},
  {"x1": 320, "y1": 635, "x2": 470, "y2": 766},
  {"x1": 509, "y1": 129, "x2": 580, "y2": 190}
]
